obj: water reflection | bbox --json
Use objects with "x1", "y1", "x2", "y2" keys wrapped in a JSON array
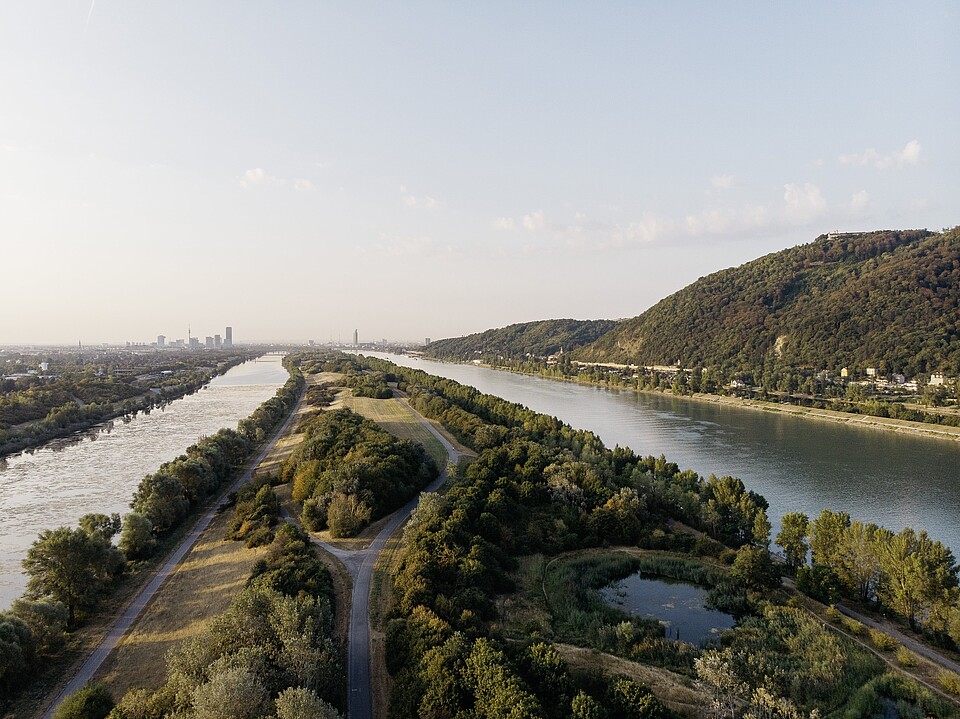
[{"x1": 367, "y1": 353, "x2": 960, "y2": 556}]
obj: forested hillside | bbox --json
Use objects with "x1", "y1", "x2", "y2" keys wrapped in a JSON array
[
  {"x1": 425, "y1": 318, "x2": 619, "y2": 361},
  {"x1": 577, "y1": 228, "x2": 960, "y2": 381}
]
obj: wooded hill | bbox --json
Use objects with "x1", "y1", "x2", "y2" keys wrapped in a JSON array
[
  {"x1": 577, "y1": 228, "x2": 960, "y2": 380},
  {"x1": 424, "y1": 318, "x2": 618, "y2": 361},
  {"x1": 429, "y1": 228, "x2": 960, "y2": 383}
]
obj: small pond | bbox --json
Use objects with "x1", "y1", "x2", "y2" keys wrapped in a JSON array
[{"x1": 599, "y1": 574, "x2": 735, "y2": 646}]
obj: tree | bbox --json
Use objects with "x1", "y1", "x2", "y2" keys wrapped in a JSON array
[
  {"x1": 22, "y1": 527, "x2": 125, "y2": 623},
  {"x1": 809, "y1": 509, "x2": 850, "y2": 568},
  {"x1": 190, "y1": 666, "x2": 269, "y2": 719},
  {"x1": 118, "y1": 513, "x2": 157, "y2": 560},
  {"x1": 775, "y1": 512, "x2": 809, "y2": 573},
  {"x1": 9, "y1": 597, "x2": 68, "y2": 655},
  {"x1": 877, "y1": 528, "x2": 958, "y2": 629},
  {"x1": 52, "y1": 682, "x2": 114, "y2": 719},
  {"x1": 274, "y1": 687, "x2": 342, "y2": 719},
  {"x1": 731, "y1": 545, "x2": 781, "y2": 591},
  {"x1": 78, "y1": 514, "x2": 121, "y2": 541},
  {"x1": 0, "y1": 613, "x2": 35, "y2": 694},
  {"x1": 695, "y1": 650, "x2": 746, "y2": 719}
]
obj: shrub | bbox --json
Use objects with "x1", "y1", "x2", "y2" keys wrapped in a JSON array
[
  {"x1": 938, "y1": 670, "x2": 960, "y2": 696},
  {"x1": 824, "y1": 604, "x2": 842, "y2": 621},
  {"x1": 53, "y1": 683, "x2": 114, "y2": 719},
  {"x1": 869, "y1": 628, "x2": 897, "y2": 651},
  {"x1": 895, "y1": 646, "x2": 917, "y2": 667}
]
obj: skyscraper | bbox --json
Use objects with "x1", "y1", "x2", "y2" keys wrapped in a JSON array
[
  {"x1": 225, "y1": 326, "x2": 233, "y2": 348},
  {"x1": 157, "y1": 335, "x2": 166, "y2": 347},
  {"x1": 353, "y1": 329, "x2": 358, "y2": 346}
]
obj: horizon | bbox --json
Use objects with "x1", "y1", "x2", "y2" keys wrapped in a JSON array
[{"x1": 1, "y1": 3, "x2": 956, "y2": 344}]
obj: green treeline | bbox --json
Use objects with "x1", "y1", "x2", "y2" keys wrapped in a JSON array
[
  {"x1": 354, "y1": 355, "x2": 958, "y2": 718},
  {"x1": 281, "y1": 408, "x2": 438, "y2": 538},
  {"x1": 777, "y1": 509, "x2": 960, "y2": 640},
  {"x1": 0, "y1": 357, "x2": 304, "y2": 712},
  {"x1": 85, "y1": 522, "x2": 344, "y2": 719}
]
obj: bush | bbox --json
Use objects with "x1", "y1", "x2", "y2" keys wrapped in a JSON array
[
  {"x1": 53, "y1": 683, "x2": 114, "y2": 719},
  {"x1": 869, "y1": 628, "x2": 897, "y2": 651},
  {"x1": 938, "y1": 670, "x2": 960, "y2": 696},
  {"x1": 895, "y1": 646, "x2": 917, "y2": 667}
]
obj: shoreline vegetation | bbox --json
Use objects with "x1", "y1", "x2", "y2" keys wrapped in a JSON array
[
  {"x1": 424, "y1": 357, "x2": 960, "y2": 443},
  {"x1": 0, "y1": 355, "x2": 304, "y2": 718},
  {"x1": 0, "y1": 350, "x2": 260, "y2": 459}
]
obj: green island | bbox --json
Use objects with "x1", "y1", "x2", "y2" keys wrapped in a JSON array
[{"x1": 3, "y1": 350, "x2": 958, "y2": 719}]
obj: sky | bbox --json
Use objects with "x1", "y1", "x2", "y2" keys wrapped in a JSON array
[{"x1": 0, "y1": 2, "x2": 957, "y2": 345}]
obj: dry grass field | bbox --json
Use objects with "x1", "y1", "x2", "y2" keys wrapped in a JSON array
[
  {"x1": 339, "y1": 394, "x2": 450, "y2": 467},
  {"x1": 93, "y1": 508, "x2": 267, "y2": 697}
]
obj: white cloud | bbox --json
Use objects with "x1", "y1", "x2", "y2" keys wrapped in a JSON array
[
  {"x1": 839, "y1": 140, "x2": 922, "y2": 169},
  {"x1": 711, "y1": 174, "x2": 736, "y2": 190},
  {"x1": 240, "y1": 168, "x2": 314, "y2": 192},
  {"x1": 783, "y1": 182, "x2": 826, "y2": 223},
  {"x1": 405, "y1": 194, "x2": 439, "y2": 209},
  {"x1": 613, "y1": 214, "x2": 675, "y2": 247},
  {"x1": 493, "y1": 217, "x2": 516, "y2": 231},
  {"x1": 522, "y1": 210, "x2": 546, "y2": 232},
  {"x1": 241, "y1": 168, "x2": 266, "y2": 187},
  {"x1": 849, "y1": 190, "x2": 870, "y2": 212}
]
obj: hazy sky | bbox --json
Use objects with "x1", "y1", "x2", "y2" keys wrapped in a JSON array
[{"x1": 1, "y1": 2, "x2": 956, "y2": 345}]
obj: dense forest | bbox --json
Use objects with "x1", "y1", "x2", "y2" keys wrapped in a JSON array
[
  {"x1": 424, "y1": 319, "x2": 619, "y2": 362},
  {"x1": 577, "y1": 228, "x2": 960, "y2": 381}
]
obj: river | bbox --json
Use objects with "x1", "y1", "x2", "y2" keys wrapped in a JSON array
[
  {"x1": 0, "y1": 355, "x2": 289, "y2": 610},
  {"x1": 366, "y1": 353, "x2": 960, "y2": 556}
]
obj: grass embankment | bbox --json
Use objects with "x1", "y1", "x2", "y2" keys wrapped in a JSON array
[{"x1": 93, "y1": 508, "x2": 268, "y2": 697}]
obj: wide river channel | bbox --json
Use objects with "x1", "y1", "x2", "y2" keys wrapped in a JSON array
[
  {"x1": 367, "y1": 353, "x2": 960, "y2": 557},
  {"x1": 0, "y1": 355, "x2": 289, "y2": 609}
]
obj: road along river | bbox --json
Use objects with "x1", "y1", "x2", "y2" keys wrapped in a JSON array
[
  {"x1": 0, "y1": 355, "x2": 289, "y2": 609},
  {"x1": 364, "y1": 353, "x2": 960, "y2": 556}
]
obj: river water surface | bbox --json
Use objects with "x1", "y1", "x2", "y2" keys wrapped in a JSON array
[
  {"x1": 0, "y1": 355, "x2": 288, "y2": 609},
  {"x1": 367, "y1": 353, "x2": 960, "y2": 556}
]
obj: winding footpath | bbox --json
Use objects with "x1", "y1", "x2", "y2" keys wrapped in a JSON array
[
  {"x1": 308, "y1": 401, "x2": 464, "y2": 719},
  {"x1": 41, "y1": 386, "x2": 306, "y2": 719}
]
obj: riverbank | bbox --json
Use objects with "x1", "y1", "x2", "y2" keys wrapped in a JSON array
[
  {"x1": 451, "y1": 361, "x2": 960, "y2": 444},
  {"x1": 683, "y1": 392, "x2": 960, "y2": 442},
  {"x1": 0, "y1": 354, "x2": 255, "y2": 459}
]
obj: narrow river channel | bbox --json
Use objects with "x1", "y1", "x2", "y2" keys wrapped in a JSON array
[
  {"x1": 0, "y1": 355, "x2": 288, "y2": 609},
  {"x1": 366, "y1": 353, "x2": 960, "y2": 557}
]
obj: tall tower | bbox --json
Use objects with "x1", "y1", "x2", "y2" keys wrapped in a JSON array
[
  {"x1": 225, "y1": 326, "x2": 233, "y2": 348},
  {"x1": 353, "y1": 329, "x2": 358, "y2": 346}
]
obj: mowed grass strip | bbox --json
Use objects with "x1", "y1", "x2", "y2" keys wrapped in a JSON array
[
  {"x1": 93, "y1": 508, "x2": 266, "y2": 697},
  {"x1": 340, "y1": 395, "x2": 448, "y2": 467}
]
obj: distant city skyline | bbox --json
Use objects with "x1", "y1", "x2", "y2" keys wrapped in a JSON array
[{"x1": 0, "y1": 3, "x2": 956, "y2": 344}]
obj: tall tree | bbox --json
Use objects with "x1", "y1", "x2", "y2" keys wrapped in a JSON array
[
  {"x1": 775, "y1": 512, "x2": 809, "y2": 573},
  {"x1": 22, "y1": 527, "x2": 124, "y2": 623}
]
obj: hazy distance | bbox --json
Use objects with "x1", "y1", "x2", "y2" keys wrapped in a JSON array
[{"x1": 0, "y1": 2, "x2": 956, "y2": 345}]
